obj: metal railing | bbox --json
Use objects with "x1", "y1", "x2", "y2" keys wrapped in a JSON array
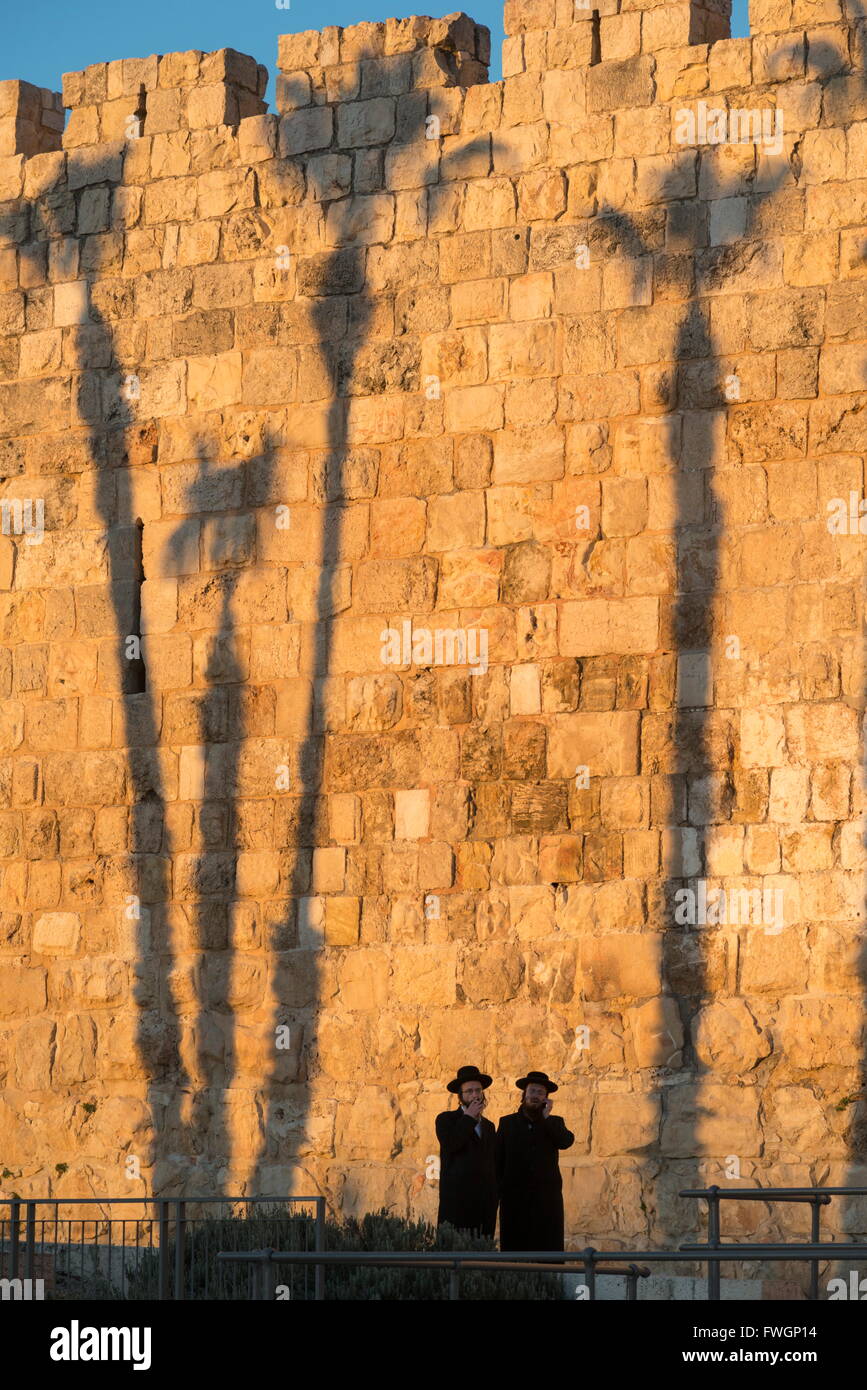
[
  {"x1": 219, "y1": 1239, "x2": 867, "y2": 1301},
  {"x1": 218, "y1": 1184, "x2": 867, "y2": 1301},
  {"x1": 680, "y1": 1185, "x2": 867, "y2": 1301},
  {"x1": 6, "y1": 1184, "x2": 867, "y2": 1300},
  {"x1": 0, "y1": 1196, "x2": 325, "y2": 1300},
  {"x1": 218, "y1": 1247, "x2": 653, "y2": 1300}
]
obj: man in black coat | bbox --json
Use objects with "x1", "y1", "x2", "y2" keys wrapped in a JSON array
[
  {"x1": 435, "y1": 1064, "x2": 498, "y2": 1239},
  {"x1": 496, "y1": 1070, "x2": 574, "y2": 1251}
]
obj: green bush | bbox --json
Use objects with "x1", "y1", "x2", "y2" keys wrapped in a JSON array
[
  {"x1": 122, "y1": 1207, "x2": 564, "y2": 1301},
  {"x1": 318, "y1": 1211, "x2": 563, "y2": 1301}
]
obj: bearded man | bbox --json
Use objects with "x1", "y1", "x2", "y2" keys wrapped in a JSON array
[
  {"x1": 495, "y1": 1070, "x2": 574, "y2": 1252},
  {"x1": 434, "y1": 1064, "x2": 498, "y2": 1238}
]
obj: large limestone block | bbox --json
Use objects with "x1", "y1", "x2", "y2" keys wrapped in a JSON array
[
  {"x1": 336, "y1": 1086, "x2": 397, "y2": 1160},
  {"x1": 766, "y1": 1084, "x2": 836, "y2": 1156},
  {"x1": 627, "y1": 996, "x2": 684, "y2": 1067},
  {"x1": 578, "y1": 934, "x2": 661, "y2": 1000},
  {"x1": 693, "y1": 999, "x2": 772, "y2": 1073},
  {"x1": 547, "y1": 711, "x2": 640, "y2": 778},
  {"x1": 559, "y1": 598, "x2": 659, "y2": 656},
  {"x1": 775, "y1": 998, "x2": 862, "y2": 1068},
  {"x1": 785, "y1": 703, "x2": 861, "y2": 762},
  {"x1": 33, "y1": 911, "x2": 80, "y2": 955},
  {"x1": 391, "y1": 946, "x2": 456, "y2": 1005},
  {"x1": 325, "y1": 896, "x2": 361, "y2": 944},
  {"x1": 336, "y1": 948, "x2": 390, "y2": 1010},
  {"x1": 740, "y1": 709, "x2": 786, "y2": 767},
  {"x1": 586, "y1": 56, "x2": 655, "y2": 111},
  {"x1": 662, "y1": 1083, "x2": 762, "y2": 1157},
  {"x1": 594, "y1": 1091, "x2": 660, "y2": 1156}
]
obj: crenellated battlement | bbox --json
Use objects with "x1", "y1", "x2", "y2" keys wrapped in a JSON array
[
  {"x1": 60, "y1": 50, "x2": 268, "y2": 148},
  {"x1": 275, "y1": 14, "x2": 490, "y2": 112},
  {"x1": 0, "y1": 81, "x2": 64, "y2": 157},
  {"x1": 0, "y1": 1, "x2": 863, "y2": 175}
]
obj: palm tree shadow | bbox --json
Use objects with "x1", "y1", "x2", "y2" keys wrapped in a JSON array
[
  {"x1": 84, "y1": 300, "x2": 187, "y2": 1192},
  {"x1": 705, "y1": 12, "x2": 867, "y2": 1266},
  {"x1": 11, "y1": 166, "x2": 187, "y2": 1194},
  {"x1": 574, "y1": 198, "x2": 722, "y2": 1247},
  {"x1": 160, "y1": 429, "x2": 278, "y2": 1193},
  {"x1": 586, "y1": 4, "x2": 867, "y2": 1267},
  {"x1": 246, "y1": 39, "x2": 498, "y2": 1205}
]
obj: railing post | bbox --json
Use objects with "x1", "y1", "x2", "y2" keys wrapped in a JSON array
[
  {"x1": 809, "y1": 1199, "x2": 821, "y2": 1302},
  {"x1": 157, "y1": 1200, "x2": 170, "y2": 1301},
  {"x1": 626, "y1": 1263, "x2": 639, "y2": 1301},
  {"x1": 24, "y1": 1201, "x2": 36, "y2": 1283},
  {"x1": 9, "y1": 1199, "x2": 20, "y2": 1281},
  {"x1": 256, "y1": 1251, "x2": 274, "y2": 1301},
  {"x1": 707, "y1": 1186, "x2": 721, "y2": 1301},
  {"x1": 583, "y1": 1247, "x2": 597, "y2": 1300},
  {"x1": 449, "y1": 1262, "x2": 460, "y2": 1300},
  {"x1": 174, "y1": 1199, "x2": 186, "y2": 1301},
  {"x1": 314, "y1": 1197, "x2": 325, "y2": 1302}
]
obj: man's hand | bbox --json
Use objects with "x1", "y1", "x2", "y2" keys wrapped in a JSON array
[
  {"x1": 466, "y1": 1098, "x2": 484, "y2": 1119},
  {"x1": 543, "y1": 1098, "x2": 554, "y2": 1118}
]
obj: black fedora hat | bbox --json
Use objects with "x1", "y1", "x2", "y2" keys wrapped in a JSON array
[
  {"x1": 516, "y1": 1070, "x2": 558, "y2": 1094},
  {"x1": 447, "y1": 1064, "x2": 492, "y2": 1094}
]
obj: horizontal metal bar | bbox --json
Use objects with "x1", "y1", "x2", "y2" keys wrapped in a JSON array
[
  {"x1": 216, "y1": 1252, "x2": 648, "y2": 1273},
  {"x1": 679, "y1": 1188, "x2": 858, "y2": 1200},
  {"x1": 0, "y1": 1196, "x2": 320, "y2": 1208},
  {"x1": 483, "y1": 1262, "x2": 651, "y2": 1276},
  {"x1": 217, "y1": 1244, "x2": 867, "y2": 1267},
  {"x1": 0, "y1": 1199, "x2": 318, "y2": 1207},
  {"x1": 678, "y1": 1251, "x2": 861, "y2": 1262},
  {"x1": 217, "y1": 1250, "x2": 641, "y2": 1268},
  {"x1": 687, "y1": 1194, "x2": 833, "y2": 1206}
]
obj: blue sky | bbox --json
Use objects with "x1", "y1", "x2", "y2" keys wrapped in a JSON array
[{"x1": 3, "y1": 0, "x2": 751, "y2": 99}]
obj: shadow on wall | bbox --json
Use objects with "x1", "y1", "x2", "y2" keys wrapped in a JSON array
[
  {"x1": 7, "y1": 8, "x2": 867, "y2": 1247},
  {"x1": 590, "y1": 7, "x2": 867, "y2": 1255},
  {"x1": 10, "y1": 35, "x2": 495, "y2": 1205},
  {"x1": 247, "y1": 46, "x2": 497, "y2": 1203}
]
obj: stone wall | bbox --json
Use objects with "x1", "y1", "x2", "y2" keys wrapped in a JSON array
[{"x1": 1, "y1": 0, "x2": 866, "y2": 1250}]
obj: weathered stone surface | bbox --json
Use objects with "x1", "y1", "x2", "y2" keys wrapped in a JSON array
[
  {"x1": 626, "y1": 997, "x2": 683, "y2": 1069},
  {"x1": 32, "y1": 912, "x2": 80, "y2": 956},
  {"x1": 578, "y1": 935, "x2": 661, "y2": 1001},
  {"x1": 594, "y1": 1092, "x2": 660, "y2": 1157},
  {"x1": 693, "y1": 999, "x2": 771, "y2": 1074},
  {"x1": 0, "y1": 9, "x2": 863, "y2": 1266}
]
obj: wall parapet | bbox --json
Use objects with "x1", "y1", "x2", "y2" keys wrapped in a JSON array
[
  {"x1": 276, "y1": 13, "x2": 490, "y2": 114},
  {"x1": 59, "y1": 49, "x2": 268, "y2": 149}
]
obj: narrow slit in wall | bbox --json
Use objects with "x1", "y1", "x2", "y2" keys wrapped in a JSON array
[{"x1": 124, "y1": 517, "x2": 146, "y2": 694}]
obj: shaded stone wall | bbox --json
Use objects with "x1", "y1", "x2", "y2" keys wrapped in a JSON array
[{"x1": 0, "y1": 0, "x2": 866, "y2": 1248}]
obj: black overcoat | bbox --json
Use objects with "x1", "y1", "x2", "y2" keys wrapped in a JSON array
[
  {"x1": 435, "y1": 1108, "x2": 498, "y2": 1238},
  {"x1": 495, "y1": 1109, "x2": 575, "y2": 1251}
]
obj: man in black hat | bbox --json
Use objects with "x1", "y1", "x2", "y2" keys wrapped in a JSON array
[
  {"x1": 434, "y1": 1065, "x2": 498, "y2": 1239},
  {"x1": 496, "y1": 1070, "x2": 574, "y2": 1251}
]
